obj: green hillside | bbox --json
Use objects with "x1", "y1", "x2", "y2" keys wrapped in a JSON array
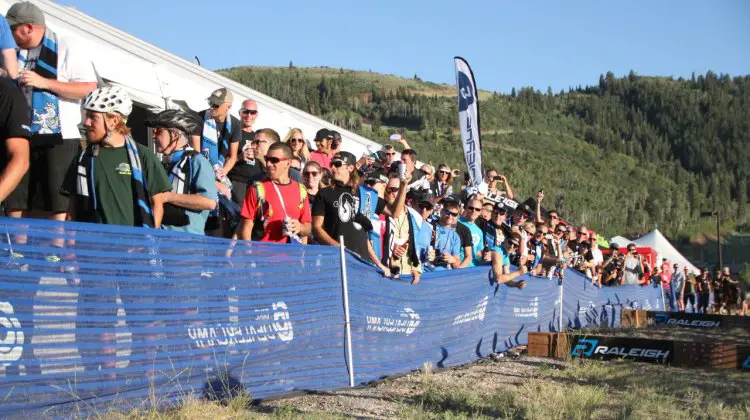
[{"x1": 218, "y1": 66, "x2": 750, "y2": 243}]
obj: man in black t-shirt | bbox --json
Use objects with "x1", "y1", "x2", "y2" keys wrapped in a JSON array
[
  {"x1": 0, "y1": 77, "x2": 31, "y2": 204},
  {"x1": 191, "y1": 87, "x2": 242, "y2": 197},
  {"x1": 228, "y1": 99, "x2": 261, "y2": 204}
]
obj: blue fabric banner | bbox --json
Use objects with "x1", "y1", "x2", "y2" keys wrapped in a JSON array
[{"x1": 0, "y1": 217, "x2": 662, "y2": 417}]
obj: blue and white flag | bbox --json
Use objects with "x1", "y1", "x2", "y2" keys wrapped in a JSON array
[{"x1": 454, "y1": 57, "x2": 483, "y2": 186}]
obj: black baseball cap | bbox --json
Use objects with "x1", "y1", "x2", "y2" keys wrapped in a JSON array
[
  {"x1": 314, "y1": 128, "x2": 334, "y2": 141},
  {"x1": 332, "y1": 151, "x2": 356, "y2": 166},
  {"x1": 493, "y1": 204, "x2": 508, "y2": 214}
]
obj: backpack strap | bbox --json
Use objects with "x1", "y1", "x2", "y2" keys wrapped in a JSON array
[{"x1": 298, "y1": 183, "x2": 307, "y2": 210}]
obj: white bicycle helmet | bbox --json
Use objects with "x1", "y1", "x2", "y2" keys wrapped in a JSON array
[{"x1": 82, "y1": 86, "x2": 133, "y2": 116}]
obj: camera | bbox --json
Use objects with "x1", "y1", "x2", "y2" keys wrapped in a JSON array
[{"x1": 463, "y1": 172, "x2": 471, "y2": 182}]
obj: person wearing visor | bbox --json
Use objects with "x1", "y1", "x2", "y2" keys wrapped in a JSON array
[{"x1": 144, "y1": 110, "x2": 217, "y2": 234}]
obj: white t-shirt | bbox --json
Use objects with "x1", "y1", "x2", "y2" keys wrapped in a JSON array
[
  {"x1": 19, "y1": 35, "x2": 96, "y2": 140},
  {"x1": 591, "y1": 247, "x2": 604, "y2": 265}
]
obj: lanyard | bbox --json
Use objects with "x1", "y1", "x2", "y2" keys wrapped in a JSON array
[{"x1": 269, "y1": 181, "x2": 290, "y2": 219}]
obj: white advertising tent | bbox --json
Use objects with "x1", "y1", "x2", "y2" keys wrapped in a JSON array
[
  {"x1": 631, "y1": 229, "x2": 700, "y2": 274},
  {"x1": 1, "y1": 0, "x2": 382, "y2": 158}
]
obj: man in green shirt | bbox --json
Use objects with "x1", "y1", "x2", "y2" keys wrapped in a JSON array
[{"x1": 62, "y1": 87, "x2": 170, "y2": 227}]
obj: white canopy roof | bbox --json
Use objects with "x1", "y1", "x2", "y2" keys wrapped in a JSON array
[
  {"x1": 1, "y1": 0, "x2": 381, "y2": 158},
  {"x1": 631, "y1": 229, "x2": 700, "y2": 274},
  {"x1": 609, "y1": 235, "x2": 631, "y2": 247}
]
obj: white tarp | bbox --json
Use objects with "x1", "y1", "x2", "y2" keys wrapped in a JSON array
[
  {"x1": 609, "y1": 235, "x2": 631, "y2": 247},
  {"x1": 631, "y1": 229, "x2": 700, "y2": 274},
  {"x1": 1, "y1": 0, "x2": 381, "y2": 159}
]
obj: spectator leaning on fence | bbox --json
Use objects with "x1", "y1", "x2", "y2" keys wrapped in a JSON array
[
  {"x1": 5, "y1": 2, "x2": 96, "y2": 223},
  {"x1": 382, "y1": 175, "x2": 421, "y2": 283},
  {"x1": 312, "y1": 151, "x2": 406, "y2": 277},
  {"x1": 62, "y1": 87, "x2": 170, "y2": 227},
  {"x1": 425, "y1": 199, "x2": 462, "y2": 270},
  {"x1": 489, "y1": 233, "x2": 533, "y2": 289},
  {"x1": 457, "y1": 198, "x2": 490, "y2": 267},
  {"x1": 235, "y1": 142, "x2": 311, "y2": 243},
  {"x1": 145, "y1": 110, "x2": 217, "y2": 235}
]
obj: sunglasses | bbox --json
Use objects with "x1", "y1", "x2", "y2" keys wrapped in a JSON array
[
  {"x1": 290, "y1": 138, "x2": 305, "y2": 144},
  {"x1": 331, "y1": 160, "x2": 346, "y2": 168},
  {"x1": 264, "y1": 156, "x2": 290, "y2": 164},
  {"x1": 303, "y1": 171, "x2": 319, "y2": 177},
  {"x1": 550, "y1": 215, "x2": 559, "y2": 219},
  {"x1": 251, "y1": 139, "x2": 268, "y2": 145},
  {"x1": 439, "y1": 170, "x2": 451, "y2": 175},
  {"x1": 240, "y1": 109, "x2": 258, "y2": 115},
  {"x1": 385, "y1": 152, "x2": 396, "y2": 156},
  {"x1": 386, "y1": 187, "x2": 400, "y2": 193},
  {"x1": 467, "y1": 206, "x2": 482, "y2": 212},
  {"x1": 443, "y1": 209, "x2": 459, "y2": 218},
  {"x1": 210, "y1": 104, "x2": 221, "y2": 109}
]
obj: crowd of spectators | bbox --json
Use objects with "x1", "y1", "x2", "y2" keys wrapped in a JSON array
[{"x1": 0, "y1": 3, "x2": 747, "y2": 310}]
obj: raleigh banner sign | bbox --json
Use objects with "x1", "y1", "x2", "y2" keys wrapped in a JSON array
[
  {"x1": 653, "y1": 312, "x2": 722, "y2": 328},
  {"x1": 571, "y1": 335, "x2": 673, "y2": 363}
]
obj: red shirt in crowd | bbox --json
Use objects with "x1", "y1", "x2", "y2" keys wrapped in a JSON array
[
  {"x1": 309, "y1": 150, "x2": 332, "y2": 169},
  {"x1": 240, "y1": 180, "x2": 312, "y2": 243}
]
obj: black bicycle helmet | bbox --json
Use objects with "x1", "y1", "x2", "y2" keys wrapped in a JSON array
[{"x1": 144, "y1": 109, "x2": 202, "y2": 135}]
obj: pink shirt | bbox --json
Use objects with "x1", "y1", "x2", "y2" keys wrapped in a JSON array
[{"x1": 309, "y1": 150, "x2": 332, "y2": 169}]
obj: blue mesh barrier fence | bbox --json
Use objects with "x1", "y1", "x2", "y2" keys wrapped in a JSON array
[{"x1": 0, "y1": 217, "x2": 662, "y2": 417}]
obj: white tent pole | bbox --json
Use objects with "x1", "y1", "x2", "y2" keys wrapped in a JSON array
[{"x1": 339, "y1": 236, "x2": 355, "y2": 388}]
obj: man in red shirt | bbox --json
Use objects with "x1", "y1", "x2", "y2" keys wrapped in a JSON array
[{"x1": 235, "y1": 142, "x2": 311, "y2": 243}]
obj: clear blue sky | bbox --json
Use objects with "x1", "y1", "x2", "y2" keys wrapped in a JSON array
[{"x1": 63, "y1": 0, "x2": 749, "y2": 93}]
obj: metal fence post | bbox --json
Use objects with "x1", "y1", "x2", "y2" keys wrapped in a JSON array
[{"x1": 339, "y1": 236, "x2": 354, "y2": 388}]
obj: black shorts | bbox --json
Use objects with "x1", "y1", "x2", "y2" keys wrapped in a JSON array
[{"x1": 4, "y1": 140, "x2": 80, "y2": 213}]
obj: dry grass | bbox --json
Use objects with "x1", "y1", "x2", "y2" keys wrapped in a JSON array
[{"x1": 103, "y1": 356, "x2": 750, "y2": 419}]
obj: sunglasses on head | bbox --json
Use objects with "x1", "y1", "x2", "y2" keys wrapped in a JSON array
[
  {"x1": 303, "y1": 171, "x2": 319, "y2": 177},
  {"x1": 264, "y1": 156, "x2": 290, "y2": 164},
  {"x1": 443, "y1": 208, "x2": 459, "y2": 218},
  {"x1": 240, "y1": 109, "x2": 258, "y2": 115}
]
